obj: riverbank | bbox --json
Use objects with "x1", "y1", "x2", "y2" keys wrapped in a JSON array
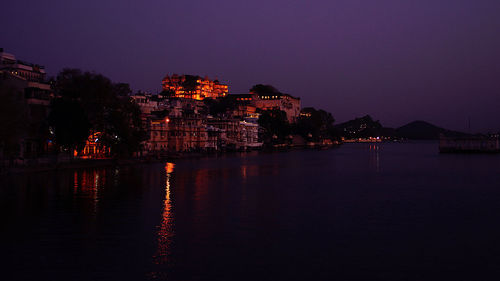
[
  {"x1": 0, "y1": 143, "x2": 343, "y2": 175},
  {"x1": 0, "y1": 155, "x2": 180, "y2": 175}
]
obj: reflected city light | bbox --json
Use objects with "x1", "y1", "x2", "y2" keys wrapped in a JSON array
[
  {"x1": 368, "y1": 144, "x2": 380, "y2": 172},
  {"x1": 165, "y1": 162, "x2": 175, "y2": 174},
  {"x1": 241, "y1": 164, "x2": 259, "y2": 180},
  {"x1": 73, "y1": 169, "x2": 106, "y2": 215},
  {"x1": 153, "y1": 162, "x2": 175, "y2": 265},
  {"x1": 242, "y1": 165, "x2": 247, "y2": 179}
]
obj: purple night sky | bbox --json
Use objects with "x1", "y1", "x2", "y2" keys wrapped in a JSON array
[{"x1": 2, "y1": 0, "x2": 499, "y2": 132}]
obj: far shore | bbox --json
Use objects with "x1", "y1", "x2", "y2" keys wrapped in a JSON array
[{"x1": 0, "y1": 143, "x2": 344, "y2": 175}]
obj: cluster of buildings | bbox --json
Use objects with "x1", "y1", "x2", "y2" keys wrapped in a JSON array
[
  {"x1": 233, "y1": 92, "x2": 301, "y2": 123},
  {"x1": 131, "y1": 95, "x2": 255, "y2": 155},
  {"x1": 0, "y1": 48, "x2": 54, "y2": 160},
  {"x1": 133, "y1": 77, "x2": 301, "y2": 156},
  {"x1": 0, "y1": 48, "x2": 302, "y2": 161},
  {"x1": 161, "y1": 74, "x2": 228, "y2": 100}
]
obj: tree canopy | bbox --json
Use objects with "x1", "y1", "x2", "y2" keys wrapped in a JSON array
[
  {"x1": 250, "y1": 84, "x2": 281, "y2": 95},
  {"x1": 204, "y1": 95, "x2": 238, "y2": 117},
  {"x1": 293, "y1": 107, "x2": 336, "y2": 141},
  {"x1": 258, "y1": 109, "x2": 290, "y2": 144},
  {"x1": 48, "y1": 98, "x2": 90, "y2": 150},
  {"x1": 182, "y1": 75, "x2": 200, "y2": 91},
  {"x1": 49, "y1": 69, "x2": 146, "y2": 156}
]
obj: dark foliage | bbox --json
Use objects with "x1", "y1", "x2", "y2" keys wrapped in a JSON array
[
  {"x1": 293, "y1": 107, "x2": 336, "y2": 141},
  {"x1": 159, "y1": 89, "x2": 176, "y2": 97},
  {"x1": 250, "y1": 84, "x2": 281, "y2": 95},
  {"x1": 113, "y1": 83, "x2": 132, "y2": 97},
  {"x1": 258, "y1": 109, "x2": 290, "y2": 144},
  {"x1": 182, "y1": 75, "x2": 200, "y2": 91},
  {"x1": 48, "y1": 98, "x2": 90, "y2": 150},
  {"x1": 204, "y1": 96, "x2": 238, "y2": 117},
  {"x1": 49, "y1": 69, "x2": 146, "y2": 156}
]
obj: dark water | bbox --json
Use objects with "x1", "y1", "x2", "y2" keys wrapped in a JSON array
[{"x1": 2, "y1": 142, "x2": 500, "y2": 281}]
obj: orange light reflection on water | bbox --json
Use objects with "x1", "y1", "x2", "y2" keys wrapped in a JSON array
[
  {"x1": 153, "y1": 162, "x2": 175, "y2": 266},
  {"x1": 73, "y1": 169, "x2": 106, "y2": 215},
  {"x1": 368, "y1": 144, "x2": 381, "y2": 172},
  {"x1": 241, "y1": 164, "x2": 259, "y2": 180}
]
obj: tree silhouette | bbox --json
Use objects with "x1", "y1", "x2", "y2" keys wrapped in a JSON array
[
  {"x1": 49, "y1": 69, "x2": 146, "y2": 157},
  {"x1": 258, "y1": 109, "x2": 290, "y2": 144}
]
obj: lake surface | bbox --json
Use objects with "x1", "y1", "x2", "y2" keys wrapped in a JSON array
[{"x1": 2, "y1": 142, "x2": 500, "y2": 280}]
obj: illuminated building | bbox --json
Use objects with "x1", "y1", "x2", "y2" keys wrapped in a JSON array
[
  {"x1": 167, "y1": 114, "x2": 209, "y2": 152},
  {"x1": 148, "y1": 117, "x2": 170, "y2": 152},
  {"x1": 131, "y1": 86, "x2": 264, "y2": 153},
  {"x1": 239, "y1": 120, "x2": 262, "y2": 149},
  {"x1": 232, "y1": 92, "x2": 301, "y2": 123},
  {"x1": 207, "y1": 118, "x2": 240, "y2": 148},
  {"x1": 0, "y1": 62, "x2": 54, "y2": 159},
  {"x1": 207, "y1": 118, "x2": 262, "y2": 150},
  {"x1": 0, "y1": 48, "x2": 46, "y2": 82},
  {"x1": 253, "y1": 93, "x2": 301, "y2": 123},
  {"x1": 79, "y1": 132, "x2": 110, "y2": 158},
  {"x1": 161, "y1": 74, "x2": 228, "y2": 100},
  {"x1": 131, "y1": 93, "x2": 161, "y2": 114},
  {"x1": 145, "y1": 110, "x2": 211, "y2": 153},
  {"x1": 229, "y1": 104, "x2": 257, "y2": 119}
]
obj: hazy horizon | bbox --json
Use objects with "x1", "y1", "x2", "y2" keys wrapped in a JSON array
[{"x1": 2, "y1": 0, "x2": 499, "y2": 132}]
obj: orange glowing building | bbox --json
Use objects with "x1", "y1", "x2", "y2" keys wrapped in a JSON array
[
  {"x1": 161, "y1": 74, "x2": 228, "y2": 100},
  {"x1": 232, "y1": 92, "x2": 301, "y2": 123},
  {"x1": 79, "y1": 132, "x2": 110, "y2": 159}
]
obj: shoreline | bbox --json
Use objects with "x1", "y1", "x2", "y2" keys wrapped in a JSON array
[
  {"x1": 0, "y1": 143, "x2": 342, "y2": 175},
  {"x1": 1, "y1": 141, "x2": 451, "y2": 175}
]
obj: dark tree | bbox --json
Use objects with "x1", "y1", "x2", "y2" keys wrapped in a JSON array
[
  {"x1": 294, "y1": 107, "x2": 336, "y2": 141},
  {"x1": 48, "y1": 98, "x2": 90, "y2": 151},
  {"x1": 258, "y1": 109, "x2": 290, "y2": 144},
  {"x1": 159, "y1": 89, "x2": 175, "y2": 97},
  {"x1": 50, "y1": 69, "x2": 146, "y2": 157},
  {"x1": 204, "y1": 95, "x2": 238, "y2": 117},
  {"x1": 113, "y1": 83, "x2": 132, "y2": 97},
  {"x1": 55, "y1": 69, "x2": 116, "y2": 130},
  {"x1": 105, "y1": 98, "x2": 146, "y2": 157},
  {"x1": 250, "y1": 84, "x2": 281, "y2": 95},
  {"x1": 182, "y1": 75, "x2": 200, "y2": 92}
]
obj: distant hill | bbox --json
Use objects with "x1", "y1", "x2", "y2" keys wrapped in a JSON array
[
  {"x1": 396, "y1": 120, "x2": 469, "y2": 140},
  {"x1": 335, "y1": 115, "x2": 397, "y2": 138},
  {"x1": 335, "y1": 117, "x2": 471, "y2": 140}
]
